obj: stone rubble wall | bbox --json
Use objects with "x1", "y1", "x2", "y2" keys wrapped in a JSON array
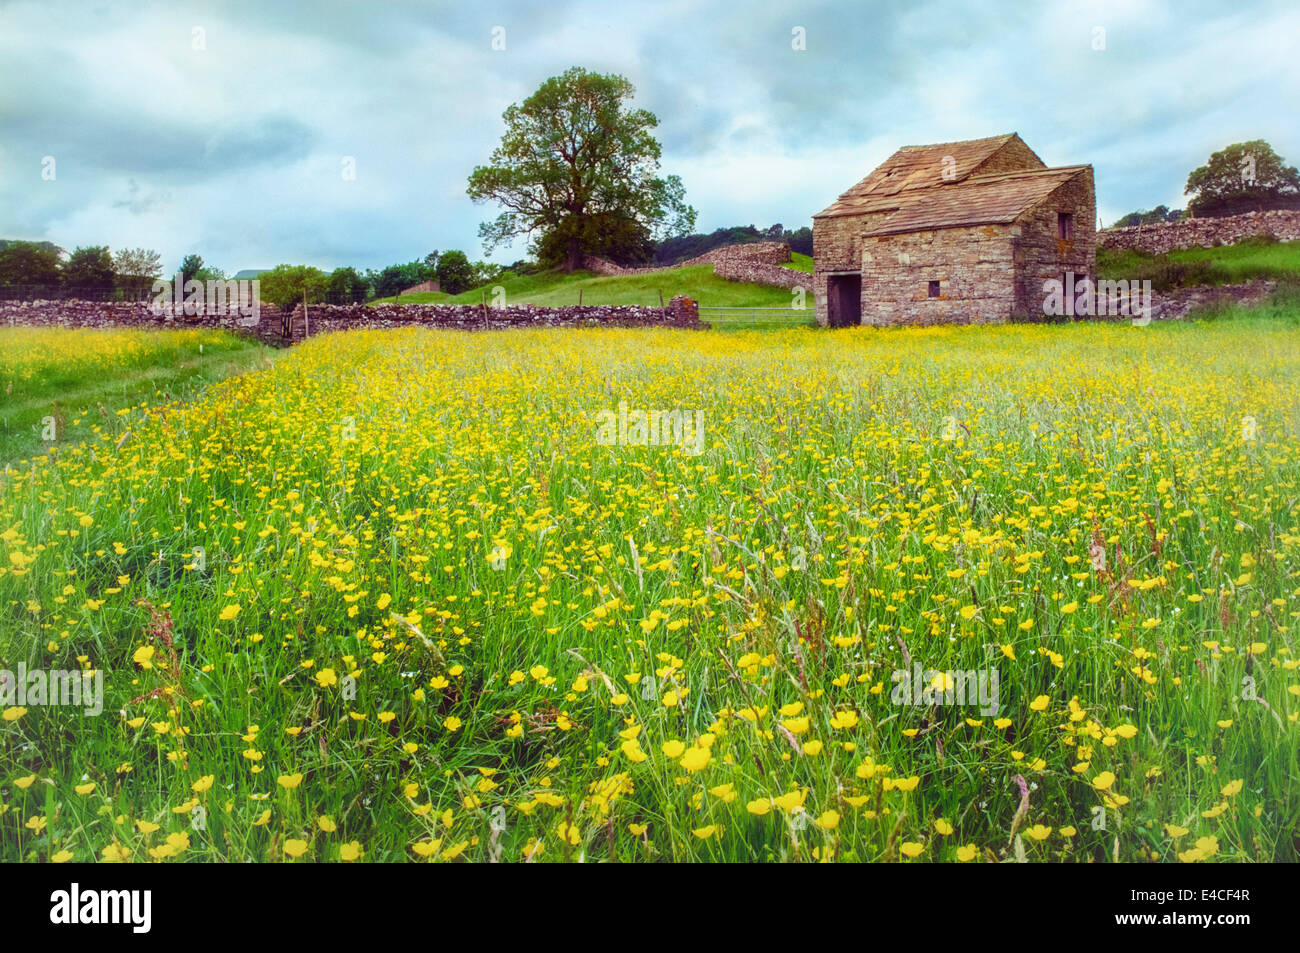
[
  {"x1": 0, "y1": 299, "x2": 290, "y2": 343},
  {"x1": 288, "y1": 298, "x2": 701, "y2": 342},
  {"x1": 678, "y1": 242, "x2": 794, "y2": 268},
  {"x1": 1, "y1": 296, "x2": 702, "y2": 346},
  {"x1": 1101, "y1": 279, "x2": 1276, "y2": 322},
  {"x1": 711, "y1": 259, "x2": 808, "y2": 290},
  {"x1": 580, "y1": 241, "x2": 807, "y2": 288},
  {"x1": 1098, "y1": 209, "x2": 1300, "y2": 255}
]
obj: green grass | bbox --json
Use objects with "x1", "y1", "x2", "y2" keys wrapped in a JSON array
[
  {"x1": 373, "y1": 265, "x2": 800, "y2": 308},
  {"x1": 2, "y1": 314, "x2": 1299, "y2": 863},
  {"x1": 1098, "y1": 237, "x2": 1300, "y2": 291},
  {"x1": 1179, "y1": 280, "x2": 1300, "y2": 322},
  {"x1": 699, "y1": 308, "x2": 818, "y2": 331},
  {"x1": 0, "y1": 328, "x2": 269, "y2": 464},
  {"x1": 787, "y1": 252, "x2": 814, "y2": 273}
]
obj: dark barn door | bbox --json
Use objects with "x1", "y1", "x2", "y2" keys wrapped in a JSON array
[{"x1": 827, "y1": 273, "x2": 862, "y2": 327}]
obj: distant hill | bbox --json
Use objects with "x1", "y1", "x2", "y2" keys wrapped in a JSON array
[{"x1": 233, "y1": 269, "x2": 268, "y2": 279}]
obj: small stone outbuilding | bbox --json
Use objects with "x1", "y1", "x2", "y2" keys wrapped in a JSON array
[
  {"x1": 399, "y1": 280, "x2": 442, "y2": 295},
  {"x1": 813, "y1": 133, "x2": 1095, "y2": 326}
]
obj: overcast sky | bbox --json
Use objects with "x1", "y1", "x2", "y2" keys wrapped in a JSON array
[{"x1": 2, "y1": 0, "x2": 1297, "y2": 274}]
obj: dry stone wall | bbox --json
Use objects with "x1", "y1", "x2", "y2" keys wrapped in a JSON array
[
  {"x1": 680, "y1": 242, "x2": 793, "y2": 268},
  {"x1": 1098, "y1": 209, "x2": 1300, "y2": 255},
  {"x1": 0, "y1": 299, "x2": 289, "y2": 343},
  {"x1": 580, "y1": 242, "x2": 807, "y2": 289},
  {"x1": 711, "y1": 259, "x2": 807, "y2": 290},
  {"x1": 289, "y1": 298, "x2": 701, "y2": 342},
  {"x1": 1, "y1": 296, "x2": 702, "y2": 346}
]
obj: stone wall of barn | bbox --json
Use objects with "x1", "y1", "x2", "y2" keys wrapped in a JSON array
[
  {"x1": 0, "y1": 297, "x2": 703, "y2": 345},
  {"x1": 812, "y1": 211, "x2": 890, "y2": 324},
  {"x1": 1012, "y1": 169, "x2": 1097, "y2": 316},
  {"x1": 857, "y1": 223, "x2": 1019, "y2": 325},
  {"x1": 1097, "y1": 209, "x2": 1300, "y2": 254}
]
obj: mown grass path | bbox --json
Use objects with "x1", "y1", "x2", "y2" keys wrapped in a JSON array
[{"x1": 1, "y1": 328, "x2": 269, "y2": 464}]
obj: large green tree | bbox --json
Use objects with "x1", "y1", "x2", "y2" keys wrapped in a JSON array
[
  {"x1": 0, "y1": 240, "x2": 63, "y2": 285},
  {"x1": 259, "y1": 264, "x2": 328, "y2": 337},
  {"x1": 326, "y1": 266, "x2": 370, "y2": 304},
  {"x1": 112, "y1": 247, "x2": 163, "y2": 298},
  {"x1": 367, "y1": 261, "x2": 426, "y2": 298},
  {"x1": 467, "y1": 67, "x2": 696, "y2": 271},
  {"x1": 434, "y1": 250, "x2": 474, "y2": 295},
  {"x1": 258, "y1": 264, "x2": 327, "y2": 308},
  {"x1": 194, "y1": 264, "x2": 228, "y2": 282},
  {"x1": 63, "y1": 245, "x2": 116, "y2": 291},
  {"x1": 532, "y1": 210, "x2": 657, "y2": 269},
  {"x1": 179, "y1": 254, "x2": 205, "y2": 285},
  {"x1": 1185, "y1": 140, "x2": 1300, "y2": 217}
]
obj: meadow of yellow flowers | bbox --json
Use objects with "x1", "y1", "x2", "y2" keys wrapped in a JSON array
[{"x1": 1, "y1": 319, "x2": 1298, "y2": 862}]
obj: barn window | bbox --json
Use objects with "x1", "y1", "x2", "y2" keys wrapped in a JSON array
[
  {"x1": 1058, "y1": 212, "x2": 1075, "y2": 240},
  {"x1": 928, "y1": 280, "x2": 940, "y2": 298}
]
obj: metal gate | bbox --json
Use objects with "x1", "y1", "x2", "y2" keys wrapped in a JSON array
[{"x1": 697, "y1": 306, "x2": 818, "y2": 329}]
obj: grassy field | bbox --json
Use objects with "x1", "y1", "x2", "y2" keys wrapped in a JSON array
[
  {"x1": 0, "y1": 328, "x2": 269, "y2": 464},
  {"x1": 2, "y1": 314, "x2": 1299, "y2": 863},
  {"x1": 375, "y1": 264, "x2": 802, "y2": 308},
  {"x1": 699, "y1": 308, "x2": 817, "y2": 330},
  {"x1": 1098, "y1": 238, "x2": 1300, "y2": 290}
]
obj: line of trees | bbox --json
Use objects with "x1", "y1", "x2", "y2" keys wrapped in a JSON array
[
  {"x1": 0, "y1": 240, "x2": 169, "y2": 298},
  {"x1": 248, "y1": 250, "x2": 523, "y2": 303},
  {"x1": 0, "y1": 240, "x2": 518, "y2": 303},
  {"x1": 363, "y1": 249, "x2": 510, "y2": 299},
  {"x1": 0, "y1": 227, "x2": 817, "y2": 304},
  {"x1": 1112, "y1": 206, "x2": 1183, "y2": 228}
]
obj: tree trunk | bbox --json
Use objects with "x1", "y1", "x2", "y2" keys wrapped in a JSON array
[{"x1": 565, "y1": 235, "x2": 582, "y2": 273}]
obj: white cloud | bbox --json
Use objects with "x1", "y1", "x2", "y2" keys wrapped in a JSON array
[{"x1": 1, "y1": 0, "x2": 1297, "y2": 271}]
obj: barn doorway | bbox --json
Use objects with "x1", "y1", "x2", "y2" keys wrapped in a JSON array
[{"x1": 826, "y1": 273, "x2": 861, "y2": 327}]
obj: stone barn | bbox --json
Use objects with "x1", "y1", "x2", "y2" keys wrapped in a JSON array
[{"x1": 812, "y1": 133, "x2": 1095, "y2": 326}]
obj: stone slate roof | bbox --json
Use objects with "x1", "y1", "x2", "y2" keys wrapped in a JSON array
[
  {"x1": 816, "y1": 134, "x2": 1022, "y2": 217},
  {"x1": 814, "y1": 133, "x2": 1088, "y2": 234},
  {"x1": 864, "y1": 165, "x2": 1090, "y2": 236}
]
